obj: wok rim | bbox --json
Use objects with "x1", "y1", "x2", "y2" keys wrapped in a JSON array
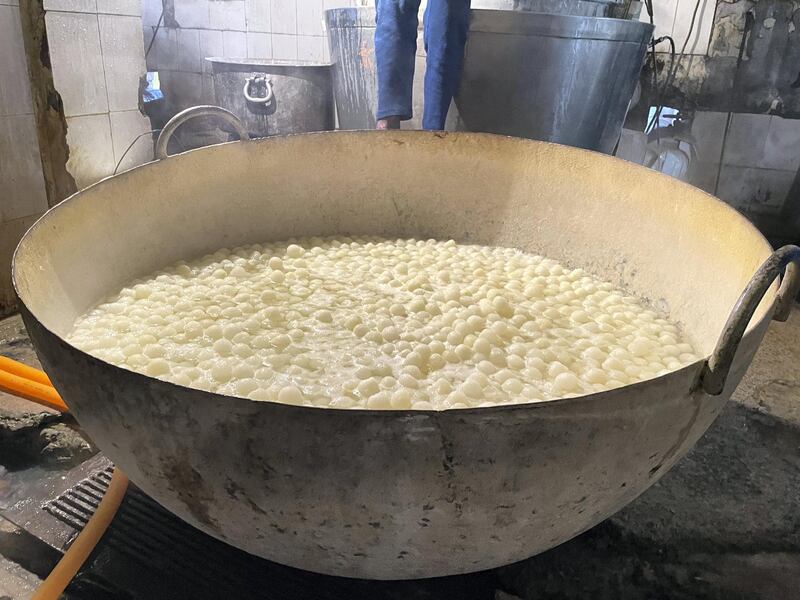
[{"x1": 12, "y1": 130, "x2": 777, "y2": 416}]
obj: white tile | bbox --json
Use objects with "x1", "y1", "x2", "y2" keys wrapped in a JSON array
[
  {"x1": 707, "y1": 3, "x2": 739, "y2": 58},
  {"x1": 148, "y1": 27, "x2": 179, "y2": 70},
  {"x1": 639, "y1": 0, "x2": 676, "y2": 40},
  {"x1": 297, "y1": 35, "x2": 323, "y2": 62},
  {"x1": 0, "y1": 0, "x2": 20, "y2": 6},
  {"x1": 43, "y1": 0, "x2": 97, "y2": 13},
  {"x1": 690, "y1": 111, "x2": 727, "y2": 163},
  {"x1": 297, "y1": 0, "x2": 323, "y2": 35},
  {"x1": 246, "y1": 31, "x2": 271, "y2": 57},
  {"x1": 0, "y1": 114, "x2": 48, "y2": 221},
  {"x1": 762, "y1": 116, "x2": 800, "y2": 172},
  {"x1": 222, "y1": 30, "x2": 246, "y2": 56},
  {"x1": 209, "y1": 0, "x2": 245, "y2": 30},
  {"x1": 672, "y1": 0, "x2": 716, "y2": 55},
  {"x1": 614, "y1": 128, "x2": 648, "y2": 165},
  {"x1": 271, "y1": 32, "x2": 296, "y2": 59},
  {"x1": 245, "y1": 0, "x2": 270, "y2": 31},
  {"x1": 109, "y1": 109, "x2": 153, "y2": 172},
  {"x1": 270, "y1": 0, "x2": 296, "y2": 34},
  {"x1": 1, "y1": 214, "x2": 42, "y2": 314},
  {"x1": 161, "y1": 70, "x2": 204, "y2": 110},
  {"x1": 143, "y1": 25, "x2": 156, "y2": 60},
  {"x1": 174, "y1": 0, "x2": 210, "y2": 28},
  {"x1": 176, "y1": 27, "x2": 202, "y2": 72},
  {"x1": 202, "y1": 73, "x2": 215, "y2": 103},
  {"x1": 65, "y1": 113, "x2": 115, "y2": 189},
  {"x1": 97, "y1": 0, "x2": 140, "y2": 15},
  {"x1": 0, "y1": 5, "x2": 33, "y2": 116},
  {"x1": 46, "y1": 11, "x2": 109, "y2": 117},
  {"x1": 721, "y1": 113, "x2": 770, "y2": 168},
  {"x1": 687, "y1": 160, "x2": 720, "y2": 195},
  {"x1": 716, "y1": 165, "x2": 794, "y2": 215},
  {"x1": 142, "y1": 0, "x2": 162, "y2": 27},
  {"x1": 199, "y1": 28, "x2": 223, "y2": 72},
  {"x1": 98, "y1": 14, "x2": 147, "y2": 112}
]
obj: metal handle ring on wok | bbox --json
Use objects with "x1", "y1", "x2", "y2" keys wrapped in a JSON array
[
  {"x1": 702, "y1": 244, "x2": 800, "y2": 395},
  {"x1": 154, "y1": 105, "x2": 251, "y2": 160},
  {"x1": 243, "y1": 75, "x2": 274, "y2": 104}
]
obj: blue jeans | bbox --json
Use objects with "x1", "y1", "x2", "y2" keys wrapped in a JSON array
[{"x1": 375, "y1": 0, "x2": 471, "y2": 130}]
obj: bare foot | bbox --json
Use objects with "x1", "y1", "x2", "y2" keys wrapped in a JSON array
[{"x1": 376, "y1": 116, "x2": 401, "y2": 130}]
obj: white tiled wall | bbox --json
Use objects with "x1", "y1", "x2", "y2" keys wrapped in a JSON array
[
  {"x1": 45, "y1": 0, "x2": 153, "y2": 190},
  {"x1": 0, "y1": 114, "x2": 48, "y2": 223},
  {"x1": 98, "y1": 13, "x2": 147, "y2": 111},
  {"x1": 209, "y1": 0, "x2": 246, "y2": 31},
  {"x1": 640, "y1": 0, "x2": 717, "y2": 55},
  {"x1": 0, "y1": 2, "x2": 49, "y2": 315},
  {"x1": 0, "y1": 4, "x2": 34, "y2": 116},
  {"x1": 688, "y1": 111, "x2": 800, "y2": 217},
  {"x1": 47, "y1": 12, "x2": 109, "y2": 117},
  {"x1": 0, "y1": 0, "x2": 47, "y2": 316},
  {"x1": 143, "y1": 0, "x2": 360, "y2": 113},
  {"x1": 64, "y1": 113, "x2": 116, "y2": 189}
]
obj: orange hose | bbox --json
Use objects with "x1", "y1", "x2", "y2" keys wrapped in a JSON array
[
  {"x1": 0, "y1": 355, "x2": 52, "y2": 386},
  {"x1": 0, "y1": 367, "x2": 68, "y2": 412},
  {"x1": 30, "y1": 467, "x2": 129, "y2": 600},
  {"x1": 0, "y1": 356, "x2": 130, "y2": 599}
]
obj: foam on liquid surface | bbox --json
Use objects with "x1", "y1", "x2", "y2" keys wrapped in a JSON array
[{"x1": 68, "y1": 237, "x2": 699, "y2": 409}]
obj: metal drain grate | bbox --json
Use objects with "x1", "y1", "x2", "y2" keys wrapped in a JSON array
[
  {"x1": 43, "y1": 466, "x2": 496, "y2": 600},
  {"x1": 43, "y1": 466, "x2": 113, "y2": 530}
]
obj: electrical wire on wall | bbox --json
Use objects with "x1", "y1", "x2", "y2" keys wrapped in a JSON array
[
  {"x1": 145, "y1": 9, "x2": 165, "y2": 60},
  {"x1": 113, "y1": 129, "x2": 162, "y2": 174},
  {"x1": 643, "y1": 0, "x2": 660, "y2": 137},
  {"x1": 645, "y1": 34, "x2": 677, "y2": 134},
  {"x1": 646, "y1": 0, "x2": 705, "y2": 134},
  {"x1": 112, "y1": 8, "x2": 165, "y2": 173},
  {"x1": 713, "y1": 9, "x2": 755, "y2": 196}
]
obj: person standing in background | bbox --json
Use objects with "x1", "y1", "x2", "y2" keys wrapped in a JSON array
[{"x1": 375, "y1": 0, "x2": 471, "y2": 131}]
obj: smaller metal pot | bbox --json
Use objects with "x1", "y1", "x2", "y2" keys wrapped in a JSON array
[{"x1": 207, "y1": 58, "x2": 335, "y2": 138}]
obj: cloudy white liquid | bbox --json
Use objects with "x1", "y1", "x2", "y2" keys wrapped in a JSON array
[{"x1": 68, "y1": 237, "x2": 698, "y2": 409}]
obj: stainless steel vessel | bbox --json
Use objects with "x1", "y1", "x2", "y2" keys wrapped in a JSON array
[
  {"x1": 473, "y1": 0, "x2": 623, "y2": 17},
  {"x1": 325, "y1": 8, "x2": 426, "y2": 130},
  {"x1": 452, "y1": 11, "x2": 653, "y2": 152},
  {"x1": 207, "y1": 58, "x2": 334, "y2": 137},
  {"x1": 325, "y1": 9, "x2": 651, "y2": 152},
  {"x1": 13, "y1": 132, "x2": 799, "y2": 580}
]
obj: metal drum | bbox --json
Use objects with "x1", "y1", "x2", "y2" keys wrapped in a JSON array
[
  {"x1": 473, "y1": 0, "x2": 623, "y2": 17},
  {"x1": 325, "y1": 8, "x2": 425, "y2": 130},
  {"x1": 13, "y1": 131, "x2": 800, "y2": 580},
  {"x1": 452, "y1": 11, "x2": 653, "y2": 152},
  {"x1": 207, "y1": 58, "x2": 334, "y2": 137},
  {"x1": 325, "y1": 9, "x2": 651, "y2": 152}
]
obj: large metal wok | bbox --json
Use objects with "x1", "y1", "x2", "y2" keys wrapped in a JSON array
[{"x1": 12, "y1": 132, "x2": 800, "y2": 579}]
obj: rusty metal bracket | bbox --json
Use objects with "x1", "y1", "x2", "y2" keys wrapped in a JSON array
[{"x1": 702, "y1": 244, "x2": 800, "y2": 395}]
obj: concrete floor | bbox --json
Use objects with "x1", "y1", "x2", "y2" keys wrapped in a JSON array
[{"x1": 0, "y1": 310, "x2": 798, "y2": 599}]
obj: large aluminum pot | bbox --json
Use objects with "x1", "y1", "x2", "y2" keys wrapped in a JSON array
[
  {"x1": 325, "y1": 7, "x2": 426, "y2": 130},
  {"x1": 12, "y1": 132, "x2": 799, "y2": 579},
  {"x1": 452, "y1": 11, "x2": 653, "y2": 152},
  {"x1": 325, "y1": 9, "x2": 651, "y2": 153},
  {"x1": 207, "y1": 58, "x2": 334, "y2": 138},
  {"x1": 473, "y1": 0, "x2": 623, "y2": 16}
]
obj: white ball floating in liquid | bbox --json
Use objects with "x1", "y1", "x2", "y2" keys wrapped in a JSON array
[{"x1": 68, "y1": 236, "x2": 699, "y2": 410}]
